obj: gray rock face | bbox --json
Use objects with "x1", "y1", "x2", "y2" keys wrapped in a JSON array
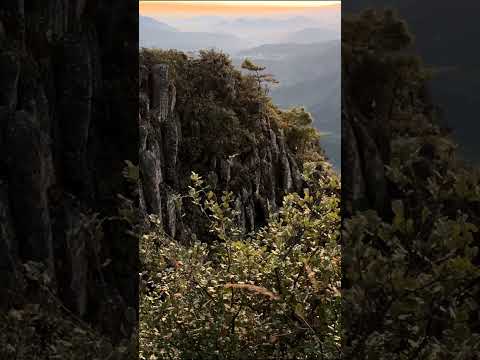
[
  {"x1": 342, "y1": 109, "x2": 388, "y2": 217},
  {"x1": 150, "y1": 64, "x2": 170, "y2": 122},
  {"x1": 139, "y1": 62, "x2": 304, "y2": 242},
  {"x1": 0, "y1": 0, "x2": 138, "y2": 341}
]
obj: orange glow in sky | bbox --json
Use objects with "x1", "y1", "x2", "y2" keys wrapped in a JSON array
[{"x1": 140, "y1": 1, "x2": 341, "y2": 17}]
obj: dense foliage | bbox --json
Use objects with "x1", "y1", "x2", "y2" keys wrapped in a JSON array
[
  {"x1": 140, "y1": 163, "x2": 341, "y2": 359},
  {"x1": 0, "y1": 261, "x2": 136, "y2": 359},
  {"x1": 343, "y1": 10, "x2": 480, "y2": 359},
  {"x1": 0, "y1": 164, "x2": 139, "y2": 360}
]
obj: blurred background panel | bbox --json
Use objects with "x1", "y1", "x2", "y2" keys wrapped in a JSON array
[{"x1": 344, "y1": 0, "x2": 480, "y2": 165}]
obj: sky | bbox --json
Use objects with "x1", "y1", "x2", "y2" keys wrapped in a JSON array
[{"x1": 140, "y1": 1, "x2": 341, "y2": 17}]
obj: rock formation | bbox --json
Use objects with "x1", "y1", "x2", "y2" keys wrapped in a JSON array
[
  {"x1": 139, "y1": 51, "x2": 305, "y2": 242},
  {"x1": 0, "y1": 0, "x2": 138, "y2": 341}
]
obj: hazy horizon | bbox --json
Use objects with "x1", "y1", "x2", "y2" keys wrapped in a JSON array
[
  {"x1": 140, "y1": 1, "x2": 340, "y2": 47},
  {"x1": 140, "y1": 0, "x2": 340, "y2": 32},
  {"x1": 140, "y1": 1, "x2": 340, "y2": 17}
]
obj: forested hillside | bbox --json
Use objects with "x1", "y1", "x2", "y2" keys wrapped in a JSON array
[{"x1": 139, "y1": 48, "x2": 341, "y2": 359}]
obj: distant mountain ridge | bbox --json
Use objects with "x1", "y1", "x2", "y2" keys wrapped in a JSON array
[
  {"x1": 235, "y1": 40, "x2": 340, "y2": 85},
  {"x1": 237, "y1": 40, "x2": 338, "y2": 59},
  {"x1": 139, "y1": 15, "x2": 252, "y2": 52},
  {"x1": 152, "y1": 15, "x2": 339, "y2": 46},
  {"x1": 286, "y1": 27, "x2": 340, "y2": 43},
  {"x1": 140, "y1": 16, "x2": 177, "y2": 32}
]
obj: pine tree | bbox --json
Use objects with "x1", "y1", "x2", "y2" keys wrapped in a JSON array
[{"x1": 241, "y1": 58, "x2": 279, "y2": 94}]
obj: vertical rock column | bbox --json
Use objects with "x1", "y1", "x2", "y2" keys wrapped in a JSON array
[
  {"x1": 7, "y1": 110, "x2": 54, "y2": 275},
  {"x1": 140, "y1": 65, "x2": 167, "y2": 221},
  {"x1": 140, "y1": 63, "x2": 185, "y2": 239},
  {"x1": 150, "y1": 64, "x2": 170, "y2": 122},
  {"x1": 56, "y1": 30, "x2": 93, "y2": 196}
]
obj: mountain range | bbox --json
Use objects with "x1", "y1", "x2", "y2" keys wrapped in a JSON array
[{"x1": 139, "y1": 16, "x2": 252, "y2": 52}]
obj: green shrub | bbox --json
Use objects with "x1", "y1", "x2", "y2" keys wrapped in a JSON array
[{"x1": 140, "y1": 165, "x2": 341, "y2": 359}]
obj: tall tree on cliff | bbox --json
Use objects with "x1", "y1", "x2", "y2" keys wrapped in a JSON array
[{"x1": 241, "y1": 58, "x2": 279, "y2": 95}]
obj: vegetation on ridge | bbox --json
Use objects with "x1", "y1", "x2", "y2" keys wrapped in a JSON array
[{"x1": 140, "y1": 48, "x2": 327, "y2": 169}]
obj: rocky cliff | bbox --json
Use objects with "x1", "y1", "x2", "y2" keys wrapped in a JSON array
[
  {"x1": 139, "y1": 49, "x2": 312, "y2": 242},
  {"x1": 0, "y1": 0, "x2": 138, "y2": 341}
]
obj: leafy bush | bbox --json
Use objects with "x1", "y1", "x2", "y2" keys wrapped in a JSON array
[
  {"x1": 278, "y1": 107, "x2": 322, "y2": 160},
  {"x1": 140, "y1": 164, "x2": 341, "y2": 359}
]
